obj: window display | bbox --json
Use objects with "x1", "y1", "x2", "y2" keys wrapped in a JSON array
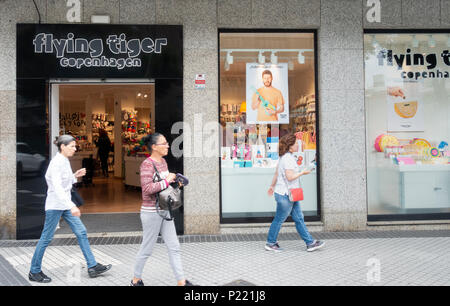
[
  {"x1": 220, "y1": 31, "x2": 319, "y2": 220},
  {"x1": 365, "y1": 32, "x2": 450, "y2": 218}
]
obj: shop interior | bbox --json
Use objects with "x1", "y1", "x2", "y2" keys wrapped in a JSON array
[
  {"x1": 219, "y1": 32, "x2": 318, "y2": 219},
  {"x1": 55, "y1": 83, "x2": 155, "y2": 213}
]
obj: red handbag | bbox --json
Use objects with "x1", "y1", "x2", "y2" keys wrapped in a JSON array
[{"x1": 288, "y1": 188, "x2": 304, "y2": 202}]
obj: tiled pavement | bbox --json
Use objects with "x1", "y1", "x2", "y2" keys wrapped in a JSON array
[{"x1": 1, "y1": 231, "x2": 450, "y2": 286}]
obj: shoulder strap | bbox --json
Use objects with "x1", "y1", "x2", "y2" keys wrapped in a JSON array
[{"x1": 150, "y1": 159, "x2": 162, "y2": 182}]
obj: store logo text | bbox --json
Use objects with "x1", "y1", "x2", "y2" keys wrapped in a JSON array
[
  {"x1": 377, "y1": 48, "x2": 450, "y2": 80},
  {"x1": 32, "y1": 33, "x2": 167, "y2": 70}
]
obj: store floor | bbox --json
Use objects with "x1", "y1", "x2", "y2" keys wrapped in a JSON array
[{"x1": 77, "y1": 176, "x2": 142, "y2": 214}]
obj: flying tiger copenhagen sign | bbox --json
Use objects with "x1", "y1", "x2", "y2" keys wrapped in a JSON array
[
  {"x1": 17, "y1": 24, "x2": 183, "y2": 79},
  {"x1": 33, "y1": 32, "x2": 167, "y2": 70}
]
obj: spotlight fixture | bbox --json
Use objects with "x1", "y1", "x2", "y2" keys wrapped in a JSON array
[
  {"x1": 428, "y1": 35, "x2": 436, "y2": 48},
  {"x1": 371, "y1": 35, "x2": 379, "y2": 48},
  {"x1": 270, "y1": 51, "x2": 278, "y2": 64},
  {"x1": 411, "y1": 35, "x2": 419, "y2": 48},
  {"x1": 137, "y1": 93, "x2": 142, "y2": 97},
  {"x1": 226, "y1": 51, "x2": 233, "y2": 65},
  {"x1": 298, "y1": 52, "x2": 305, "y2": 64},
  {"x1": 144, "y1": 94, "x2": 148, "y2": 98},
  {"x1": 288, "y1": 60, "x2": 294, "y2": 71},
  {"x1": 258, "y1": 51, "x2": 265, "y2": 64}
]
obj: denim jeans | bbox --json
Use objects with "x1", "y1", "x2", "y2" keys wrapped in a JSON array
[
  {"x1": 30, "y1": 210, "x2": 97, "y2": 274},
  {"x1": 267, "y1": 193, "x2": 315, "y2": 246}
]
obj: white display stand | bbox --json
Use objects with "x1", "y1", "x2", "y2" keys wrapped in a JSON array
[
  {"x1": 124, "y1": 156, "x2": 147, "y2": 187},
  {"x1": 69, "y1": 151, "x2": 95, "y2": 172},
  {"x1": 221, "y1": 167, "x2": 318, "y2": 214},
  {"x1": 378, "y1": 164, "x2": 450, "y2": 209}
]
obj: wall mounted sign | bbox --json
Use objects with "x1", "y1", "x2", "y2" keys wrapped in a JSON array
[
  {"x1": 194, "y1": 74, "x2": 206, "y2": 89},
  {"x1": 17, "y1": 24, "x2": 183, "y2": 79}
]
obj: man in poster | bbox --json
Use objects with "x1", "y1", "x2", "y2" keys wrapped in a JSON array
[{"x1": 251, "y1": 70, "x2": 285, "y2": 122}]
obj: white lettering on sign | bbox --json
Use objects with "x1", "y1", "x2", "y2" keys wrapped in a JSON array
[
  {"x1": 32, "y1": 32, "x2": 168, "y2": 70},
  {"x1": 66, "y1": 0, "x2": 81, "y2": 23},
  {"x1": 366, "y1": 0, "x2": 381, "y2": 23}
]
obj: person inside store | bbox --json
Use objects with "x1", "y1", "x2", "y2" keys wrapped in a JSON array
[
  {"x1": 131, "y1": 133, "x2": 195, "y2": 286},
  {"x1": 266, "y1": 133, "x2": 325, "y2": 252},
  {"x1": 251, "y1": 69, "x2": 285, "y2": 122},
  {"x1": 29, "y1": 135, "x2": 112, "y2": 283},
  {"x1": 95, "y1": 129, "x2": 111, "y2": 177}
]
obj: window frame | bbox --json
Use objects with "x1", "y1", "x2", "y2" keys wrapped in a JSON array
[
  {"x1": 364, "y1": 29, "x2": 450, "y2": 222},
  {"x1": 218, "y1": 28, "x2": 321, "y2": 224}
]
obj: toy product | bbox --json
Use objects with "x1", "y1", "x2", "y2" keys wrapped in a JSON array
[
  {"x1": 412, "y1": 138, "x2": 431, "y2": 148},
  {"x1": 250, "y1": 86, "x2": 277, "y2": 116},
  {"x1": 429, "y1": 147, "x2": 440, "y2": 157}
]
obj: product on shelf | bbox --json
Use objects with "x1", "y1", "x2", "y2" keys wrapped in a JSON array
[{"x1": 375, "y1": 134, "x2": 399, "y2": 152}]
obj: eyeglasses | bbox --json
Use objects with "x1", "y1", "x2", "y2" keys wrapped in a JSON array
[{"x1": 155, "y1": 142, "x2": 169, "y2": 146}]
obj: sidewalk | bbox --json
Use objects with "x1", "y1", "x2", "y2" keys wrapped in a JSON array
[{"x1": 1, "y1": 230, "x2": 450, "y2": 286}]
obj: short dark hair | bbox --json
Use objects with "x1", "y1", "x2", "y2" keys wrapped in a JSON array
[
  {"x1": 54, "y1": 135, "x2": 76, "y2": 152},
  {"x1": 262, "y1": 70, "x2": 272, "y2": 78},
  {"x1": 142, "y1": 133, "x2": 164, "y2": 153}
]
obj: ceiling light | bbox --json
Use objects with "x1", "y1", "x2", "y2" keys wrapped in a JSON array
[
  {"x1": 411, "y1": 35, "x2": 419, "y2": 48},
  {"x1": 288, "y1": 60, "x2": 294, "y2": 71},
  {"x1": 226, "y1": 51, "x2": 233, "y2": 65},
  {"x1": 137, "y1": 93, "x2": 142, "y2": 97},
  {"x1": 298, "y1": 52, "x2": 305, "y2": 64},
  {"x1": 144, "y1": 94, "x2": 148, "y2": 98},
  {"x1": 270, "y1": 52, "x2": 278, "y2": 64},
  {"x1": 428, "y1": 35, "x2": 436, "y2": 48},
  {"x1": 371, "y1": 35, "x2": 379, "y2": 48},
  {"x1": 258, "y1": 51, "x2": 265, "y2": 64}
]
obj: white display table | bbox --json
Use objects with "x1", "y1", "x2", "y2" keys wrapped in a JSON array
[
  {"x1": 124, "y1": 156, "x2": 147, "y2": 187},
  {"x1": 69, "y1": 151, "x2": 95, "y2": 172},
  {"x1": 378, "y1": 163, "x2": 450, "y2": 209},
  {"x1": 221, "y1": 167, "x2": 318, "y2": 215}
]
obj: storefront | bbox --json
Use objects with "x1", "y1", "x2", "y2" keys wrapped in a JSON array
[
  {"x1": 1, "y1": 1, "x2": 449, "y2": 240},
  {"x1": 16, "y1": 24, "x2": 183, "y2": 239}
]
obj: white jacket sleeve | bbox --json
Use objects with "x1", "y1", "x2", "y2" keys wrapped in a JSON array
[{"x1": 47, "y1": 165, "x2": 76, "y2": 210}]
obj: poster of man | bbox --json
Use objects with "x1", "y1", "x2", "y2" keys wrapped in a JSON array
[{"x1": 246, "y1": 63, "x2": 289, "y2": 124}]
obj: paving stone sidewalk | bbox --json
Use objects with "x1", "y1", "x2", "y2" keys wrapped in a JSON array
[{"x1": 1, "y1": 231, "x2": 450, "y2": 286}]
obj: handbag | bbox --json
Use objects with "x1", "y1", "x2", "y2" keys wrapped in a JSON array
[
  {"x1": 71, "y1": 186, "x2": 84, "y2": 207},
  {"x1": 151, "y1": 161, "x2": 183, "y2": 221}
]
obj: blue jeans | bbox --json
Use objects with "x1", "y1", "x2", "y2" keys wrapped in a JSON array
[
  {"x1": 30, "y1": 210, "x2": 97, "y2": 274},
  {"x1": 267, "y1": 193, "x2": 315, "y2": 246}
]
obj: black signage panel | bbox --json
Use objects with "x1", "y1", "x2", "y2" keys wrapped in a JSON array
[{"x1": 17, "y1": 24, "x2": 182, "y2": 79}]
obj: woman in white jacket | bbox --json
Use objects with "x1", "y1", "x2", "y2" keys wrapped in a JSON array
[{"x1": 29, "y1": 135, "x2": 111, "y2": 283}]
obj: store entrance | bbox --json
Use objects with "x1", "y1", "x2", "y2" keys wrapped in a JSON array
[{"x1": 50, "y1": 82, "x2": 155, "y2": 214}]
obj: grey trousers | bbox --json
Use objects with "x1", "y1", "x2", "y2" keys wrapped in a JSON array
[{"x1": 133, "y1": 211, "x2": 184, "y2": 281}]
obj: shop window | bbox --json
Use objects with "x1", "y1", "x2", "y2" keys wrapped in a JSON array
[
  {"x1": 219, "y1": 31, "x2": 319, "y2": 221},
  {"x1": 364, "y1": 32, "x2": 450, "y2": 220}
]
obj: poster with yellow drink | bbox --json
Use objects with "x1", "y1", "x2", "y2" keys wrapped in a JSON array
[{"x1": 387, "y1": 81, "x2": 424, "y2": 132}]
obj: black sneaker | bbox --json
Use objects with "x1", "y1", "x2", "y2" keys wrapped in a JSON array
[
  {"x1": 29, "y1": 271, "x2": 52, "y2": 283},
  {"x1": 88, "y1": 263, "x2": 112, "y2": 278},
  {"x1": 130, "y1": 279, "x2": 144, "y2": 286},
  {"x1": 306, "y1": 240, "x2": 325, "y2": 252},
  {"x1": 184, "y1": 280, "x2": 196, "y2": 286}
]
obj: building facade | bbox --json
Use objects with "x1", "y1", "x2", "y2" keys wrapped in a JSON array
[{"x1": 0, "y1": 0, "x2": 449, "y2": 240}]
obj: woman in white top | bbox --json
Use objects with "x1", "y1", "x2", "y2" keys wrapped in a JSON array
[
  {"x1": 29, "y1": 135, "x2": 112, "y2": 283},
  {"x1": 266, "y1": 133, "x2": 325, "y2": 252}
]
